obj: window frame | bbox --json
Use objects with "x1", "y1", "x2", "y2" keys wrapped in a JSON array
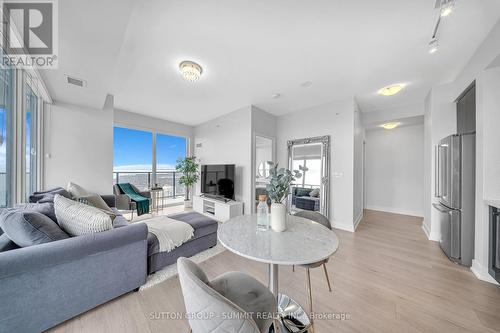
[{"x1": 112, "y1": 124, "x2": 189, "y2": 191}]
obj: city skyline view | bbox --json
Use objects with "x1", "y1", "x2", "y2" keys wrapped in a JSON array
[{"x1": 113, "y1": 126, "x2": 187, "y2": 171}]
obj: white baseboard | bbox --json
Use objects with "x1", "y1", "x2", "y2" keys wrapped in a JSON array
[
  {"x1": 421, "y1": 221, "x2": 431, "y2": 238},
  {"x1": 471, "y1": 260, "x2": 499, "y2": 285},
  {"x1": 353, "y1": 212, "x2": 364, "y2": 231},
  {"x1": 332, "y1": 221, "x2": 355, "y2": 232},
  {"x1": 365, "y1": 205, "x2": 423, "y2": 218},
  {"x1": 421, "y1": 221, "x2": 440, "y2": 242}
]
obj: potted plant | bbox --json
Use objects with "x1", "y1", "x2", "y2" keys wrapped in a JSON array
[
  {"x1": 265, "y1": 162, "x2": 303, "y2": 232},
  {"x1": 176, "y1": 156, "x2": 199, "y2": 209}
]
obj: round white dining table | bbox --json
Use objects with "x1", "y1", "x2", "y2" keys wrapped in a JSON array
[{"x1": 218, "y1": 214, "x2": 339, "y2": 332}]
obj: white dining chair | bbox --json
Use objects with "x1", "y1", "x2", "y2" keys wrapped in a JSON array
[{"x1": 177, "y1": 257, "x2": 277, "y2": 333}]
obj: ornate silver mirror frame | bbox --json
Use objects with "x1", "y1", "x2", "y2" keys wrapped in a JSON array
[{"x1": 287, "y1": 135, "x2": 331, "y2": 219}]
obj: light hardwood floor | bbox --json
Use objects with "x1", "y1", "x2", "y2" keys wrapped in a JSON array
[{"x1": 49, "y1": 210, "x2": 500, "y2": 333}]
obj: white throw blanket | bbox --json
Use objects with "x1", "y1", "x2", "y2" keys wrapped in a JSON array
[{"x1": 144, "y1": 216, "x2": 194, "y2": 253}]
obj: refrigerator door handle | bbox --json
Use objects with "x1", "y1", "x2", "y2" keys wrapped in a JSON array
[
  {"x1": 435, "y1": 145, "x2": 440, "y2": 197},
  {"x1": 441, "y1": 144, "x2": 448, "y2": 199},
  {"x1": 432, "y1": 203, "x2": 449, "y2": 213},
  {"x1": 435, "y1": 145, "x2": 446, "y2": 198}
]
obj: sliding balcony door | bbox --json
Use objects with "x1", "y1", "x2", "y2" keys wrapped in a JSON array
[
  {"x1": 156, "y1": 133, "x2": 187, "y2": 198},
  {"x1": 113, "y1": 126, "x2": 188, "y2": 200}
]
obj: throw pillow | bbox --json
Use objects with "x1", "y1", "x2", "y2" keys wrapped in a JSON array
[
  {"x1": 12, "y1": 203, "x2": 58, "y2": 223},
  {"x1": 76, "y1": 194, "x2": 114, "y2": 213},
  {"x1": 54, "y1": 194, "x2": 113, "y2": 236},
  {"x1": 66, "y1": 182, "x2": 90, "y2": 198},
  {"x1": 296, "y1": 188, "x2": 312, "y2": 197},
  {"x1": 309, "y1": 188, "x2": 320, "y2": 197},
  {"x1": 0, "y1": 210, "x2": 69, "y2": 247},
  {"x1": 0, "y1": 233, "x2": 18, "y2": 252}
]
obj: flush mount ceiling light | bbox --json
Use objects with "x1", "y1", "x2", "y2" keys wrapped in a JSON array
[
  {"x1": 381, "y1": 122, "x2": 401, "y2": 130},
  {"x1": 438, "y1": 0, "x2": 455, "y2": 17},
  {"x1": 301, "y1": 81, "x2": 313, "y2": 88},
  {"x1": 272, "y1": 93, "x2": 281, "y2": 99},
  {"x1": 429, "y1": 38, "x2": 439, "y2": 54},
  {"x1": 179, "y1": 61, "x2": 203, "y2": 82},
  {"x1": 377, "y1": 84, "x2": 406, "y2": 96}
]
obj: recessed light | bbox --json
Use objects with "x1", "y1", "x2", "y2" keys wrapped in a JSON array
[
  {"x1": 381, "y1": 122, "x2": 401, "y2": 130},
  {"x1": 377, "y1": 84, "x2": 406, "y2": 96},
  {"x1": 179, "y1": 60, "x2": 203, "y2": 82},
  {"x1": 429, "y1": 38, "x2": 439, "y2": 54},
  {"x1": 301, "y1": 81, "x2": 312, "y2": 88},
  {"x1": 272, "y1": 93, "x2": 281, "y2": 99}
]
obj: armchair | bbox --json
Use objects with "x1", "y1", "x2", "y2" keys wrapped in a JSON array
[{"x1": 113, "y1": 184, "x2": 151, "y2": 219}]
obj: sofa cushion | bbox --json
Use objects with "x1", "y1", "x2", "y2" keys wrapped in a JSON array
[
  {"x1": 54, "y1": 195, "x2": 113, "y2": 236},
  {"x1": 0, "y1": 210, "x2": 69, "y2": 247},
  {"x1": 111, "y1": 208, "x2": 129, "y2": 228},
  {"x1": 29, "y1": 187, "x2": 72, "y2": 204},
  {"x1": 0, "y1": 233, "x2": 19, "y2": 252}
]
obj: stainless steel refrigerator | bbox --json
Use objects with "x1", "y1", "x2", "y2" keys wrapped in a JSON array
[{"x1": 433, "y1": 133, "x2": 475, "y2": 266}]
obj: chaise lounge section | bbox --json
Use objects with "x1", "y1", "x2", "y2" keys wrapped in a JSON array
[{"x1": 147, "y1": 211, "x2": 218, "y2": 274}]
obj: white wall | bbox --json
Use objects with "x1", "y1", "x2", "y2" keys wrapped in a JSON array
[
  {"x1": 423, "y1": 92, "x2": 433, "y2": 238},
  {"x1": 481, "y1": 67, "x2": 500, "y2": 200},
  {"x1": 276, "y1": 99, "x2": 355, "y2": 231},
  {"x1": 365, "y1": 124, "x2": 424, "y2": 217},
  {"x1": 251, "y1": 106, "x2": 277, "y2": 139},
  {"x1": 353, "y1": 104, "x2": 364, "y2": 227},
  {"x1": 194, "y1": 106, "x2": 253, "y2": 213},
  {"x1": 44, "y1": 102, "x2": 113, "y2": 194},
  {"x1": 473, "y1": 67, "x2": 500, "y2": 284}
]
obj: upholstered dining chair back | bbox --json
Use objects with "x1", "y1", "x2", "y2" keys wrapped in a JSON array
[
  {"x1": 294, "y1": 210, "x2": 332, "y2": 230},
  {"x1": 177, "y1": 257, "x2": 261, "y2": 333}
]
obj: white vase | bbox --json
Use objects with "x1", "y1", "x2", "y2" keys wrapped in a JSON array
[
  {"x1": 270, "y1": 203, "x2": 287, "y2": 232},
  {"x1": 184, "y1": 199, "x2": 193, "y2": 209}
]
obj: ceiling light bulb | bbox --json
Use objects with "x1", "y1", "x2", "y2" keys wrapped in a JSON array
[
  {"x1": 440, "y1": 0, "x2": 455, "y2": 17},
  {"x1": 381, "y1": 122, "x2": 400, "y2": 130},
  {"x1": 377, "y1": 84, "x2": 406, "y2": 96},
  {"x1": 428, "y1": 38, "x2": 439, "y2": 54},
  {"x1": 179, "y1": 61, "x2": 203, "y2": 82}
]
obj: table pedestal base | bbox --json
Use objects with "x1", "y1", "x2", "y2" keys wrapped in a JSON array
[
  {"x1": 268, "y1": 263, "x2": 312, "y2": 332},
  {"x1": 274, "y1": 293, "x2": 312, "y2": 332}
]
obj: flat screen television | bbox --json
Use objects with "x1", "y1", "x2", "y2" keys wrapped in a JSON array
[{"x1": 200, "y1": 164, "x2": 235, "y2": 200}]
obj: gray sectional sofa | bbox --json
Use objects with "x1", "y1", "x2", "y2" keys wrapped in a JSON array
[{"x1": 0, "y1": 190, "x2": 218, "y2": 333}]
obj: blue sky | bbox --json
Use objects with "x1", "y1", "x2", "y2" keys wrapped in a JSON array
[{"x1": 113, "y1": 127, "x2": 186, "y2": 171}]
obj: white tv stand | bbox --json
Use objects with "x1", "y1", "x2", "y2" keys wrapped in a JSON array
[{"x1": 193, "y1": 195, "x2": 243, "y2": 222}]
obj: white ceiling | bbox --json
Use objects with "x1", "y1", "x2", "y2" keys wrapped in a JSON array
[{"x1": 41, "y1": 0, "x2": 500, "y2": 125}]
